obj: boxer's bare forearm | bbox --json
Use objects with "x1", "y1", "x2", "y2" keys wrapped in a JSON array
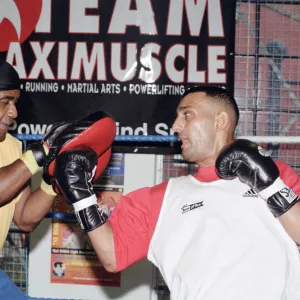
[
  {"x1": 0, "y1": 160, "x2": 32, "y2": 205},
  {"x1": 14, "y1": 187, "x2": 55, "y2": 231},
  {"x1": 279, "y1": 201, "x2": 300, "y2": 244},
  {"x1": 87, "y1": 222, "x2": 117, "y2": 272}
]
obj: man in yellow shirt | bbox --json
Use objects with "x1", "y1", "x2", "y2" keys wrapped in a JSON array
[
  {"x1": 0, "y1": 61, "x2": 57, "y2": 249},
  {"x1": 0, "y1": 60, "x2": 116, "y2": 299},
  {"x1": 0, "y1": 61, "x2": 58, "y2": 299}
]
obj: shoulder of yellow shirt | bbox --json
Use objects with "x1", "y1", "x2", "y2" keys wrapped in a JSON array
[{"x1": 3, "y1": 133, "x2": 23, "y2": 157}]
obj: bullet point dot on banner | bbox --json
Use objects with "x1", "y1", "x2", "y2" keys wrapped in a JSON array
[
  {"x1": 61, "y1": 85, "x2": 64, "y2": 90},
  {"x1": 123, "y1": 86, "x2": 127, "y2": 92},
  {"x1": 20, "y1": 84, "x2": 23, "y2": 90}
]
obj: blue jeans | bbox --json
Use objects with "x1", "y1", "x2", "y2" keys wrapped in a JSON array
[
  {"x1": 0, "y1": 270, "x2": 27, "y2": 299},
  {"x1": 0, "y1": 270, "x2": 73, "y2": 299}
]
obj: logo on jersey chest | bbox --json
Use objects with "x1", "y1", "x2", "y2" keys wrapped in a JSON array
[
  {"x1": 181, "y1": 201, "x2": 203, "y2": 214},
  {"x1": 243, "y1": 189, "x2": 258, "y2": 198}
]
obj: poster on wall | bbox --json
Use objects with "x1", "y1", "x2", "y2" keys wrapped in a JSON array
[
  {"x1": 0, "y1": 0, "x2": 236, "y2": 138},
  {"x1": 50, "y1": 198, "x2": 121, "y2": 286},
  {"x1": 50, "y1": 153, "x2": 124, "y2": 286},
  {"x1": 94, "y1": 153, "x2": 124, "y2": 188}
]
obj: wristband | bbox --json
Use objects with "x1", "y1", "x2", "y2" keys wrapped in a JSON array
[
  {"x1": 259, "y1": 178, "x2": 287, "y2": 200},
  {"x1": 73, "y1": 195, "x2": 108, "y2": 232}
]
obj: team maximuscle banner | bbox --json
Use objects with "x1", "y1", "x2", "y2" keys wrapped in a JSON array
[{"x1": 0, "y1": 0, "x2": 236, "y2": 137}]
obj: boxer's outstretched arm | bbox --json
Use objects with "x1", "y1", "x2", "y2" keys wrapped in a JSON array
[
  {"x1": 87, "y1": 223, "x2": 116, "y2": 272},
  {"x1": 275, "y1": 162, "x2": 300, "y2": 244},
  {"x1": 54, "y1": 148, "x2": 118, "y2": 270},
  {"x1": 278, "y1": 202, "x2": 300, "y2": 244}
]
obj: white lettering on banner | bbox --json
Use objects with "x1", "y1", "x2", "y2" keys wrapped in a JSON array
[
  {"x1": 4, "y1": 0, "x2": 232, "y2": 99},
  {"x1": 108, "y1": 0, "x2": 157, "y2": 34},
  {"x1": 165, "y1": 45, "x2": 185, "y2": 83},
  {"x1": 71, "y1": 43, "x2": 106, "y2": 81},
  {"x1": 116, "y1": 122, "x2": 148, "y2": 135},
  {"x1": 207, "y1": 0, "x2": 224, "y2": 37},
  {"x1": 188, "y1": 45, "x2": 205, "y2": 83},
  {"x1": 7, "y1": 43, "x2": 226, "y2": 84},
  {"x1": 67, "y1": 83, "x2": 99, "y2": 93},
  {"x1": 69, "y1": 0, "x2": 99, "y2": 34},
  {"x1": 35, "y1": 0, "x2": 51, "y2": 33},
  {"x1": 111, "y1": 43, "x2": 137, "y2": 82},
  {"x1": 128, "y1": 84, "x2": 185, "y2": 95},
  {"x1": 166, "y1": 0, "x2": 223, "y2": 37},
  {"x1": 100, "y1": 83, "x2": 121, "y2": 94},
  {"x1": 10, "y1": 121, "x2": 174, "y2": 136},
  {"x1": 115, "y1": 122, "x2": 174, "y2": 136},
  {"x1": 155, "y1": 123, "x2": 175, "y2": 136},
  {"x1": 12, "y1": 123, "x2": 53, "y2": 135},
  {"x1": 29, "y1": 42, "x2": 55, "y2": 79},
  {"x1": 208, "y1": 46, "x2": 226, "y2": 83},
  {"x1": 138, "y1": 43, "x2": 162, "y2": 83},
  {"x1": 35, "y1": 0, "x2": 223, "y2": 36},
  {"x1": 6, "y1": 43, "x2": 26, "y2": 78},
  {"x1": 4, "y1": 0, "x2": 234, "y2": 137},
  {"x1": 25, "y1": 82, "x2": 59, "y2": 92},
  {"x1": 20, "y1": 82, "x2": 183, "y2": 95},
  {"x1": 58, "y1": 42, "x2": 68, "y2": 80}
]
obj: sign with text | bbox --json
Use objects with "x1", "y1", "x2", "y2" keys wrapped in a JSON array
[
  {"x1": 51, "y1": 195, "x2": 121, "y2": 286},
  {"x1": 0, "y1": 0, "x2": 236, "y2": 136}
]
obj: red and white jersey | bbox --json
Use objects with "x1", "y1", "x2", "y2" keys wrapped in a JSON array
[
  {"x1": 109, "y1": 161, "x2": 300, "y2": 300},
  {"x1": 148, "y1": 175, "x2": 300, "y2": 299}
]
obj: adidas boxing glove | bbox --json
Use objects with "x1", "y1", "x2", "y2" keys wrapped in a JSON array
[{"x1": 216, "y1": 139, "x2": 299, "y2": 217}]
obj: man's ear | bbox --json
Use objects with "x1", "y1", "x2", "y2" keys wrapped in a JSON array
[{"x1": 215, "y1": 111, "x2": 229, "y2": 132}]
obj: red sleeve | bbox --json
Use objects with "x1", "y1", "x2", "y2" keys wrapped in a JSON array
[
  {"x1": 108, "y1": 181, "x2": 168, "y2": 272},
  {"x1": 275, "y1": 160, "x2": 300, "y2": 195}
]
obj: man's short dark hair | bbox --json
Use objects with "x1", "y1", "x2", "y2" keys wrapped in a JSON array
[{"x1": 182, "y1": 85, "x2": 240, "y2": 127}]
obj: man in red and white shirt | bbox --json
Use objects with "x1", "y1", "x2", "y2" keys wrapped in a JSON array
[{"x1": 55, "y1": 86, "x2": 300, "y2": 300}]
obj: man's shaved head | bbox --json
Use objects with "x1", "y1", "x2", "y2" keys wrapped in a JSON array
[
  {"x1": 172, "y1": 86, "x2": 240, "y2": 166},
  {"x1": 181, "y1": 86, "x2": 239, "y2": 128}
]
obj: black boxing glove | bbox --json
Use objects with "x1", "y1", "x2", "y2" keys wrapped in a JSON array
[
  {"x1": 54, "y1": 148, "x2": 108, "y2": 232},
  {"x1": 216, "y1": 139, "x2": 299, "y2": 217}
]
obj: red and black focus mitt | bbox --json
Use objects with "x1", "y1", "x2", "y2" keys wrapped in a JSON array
[{"x1": 25, "y1": 110, "x2": 116, "y2": 185}]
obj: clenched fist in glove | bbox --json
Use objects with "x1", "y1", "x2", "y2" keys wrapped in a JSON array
[
  {"x1": 216, "y1": 139, "x2": 299, "y2": 217},
  {"x1": 54, "y1": 148, "x2": 108, "y2": 232}
]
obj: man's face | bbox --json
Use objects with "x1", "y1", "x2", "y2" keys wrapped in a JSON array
[
  {"x1": 0, "y1": 89, "x2": 19, "y2": 142},
  {"x1": 172, "y1": 92, "x2": 217, "y2": 164}
]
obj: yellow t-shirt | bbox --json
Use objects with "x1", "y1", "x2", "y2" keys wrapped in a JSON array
[{"x1": 0, "y1": 133, "x2": 22, "y2": 250}]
